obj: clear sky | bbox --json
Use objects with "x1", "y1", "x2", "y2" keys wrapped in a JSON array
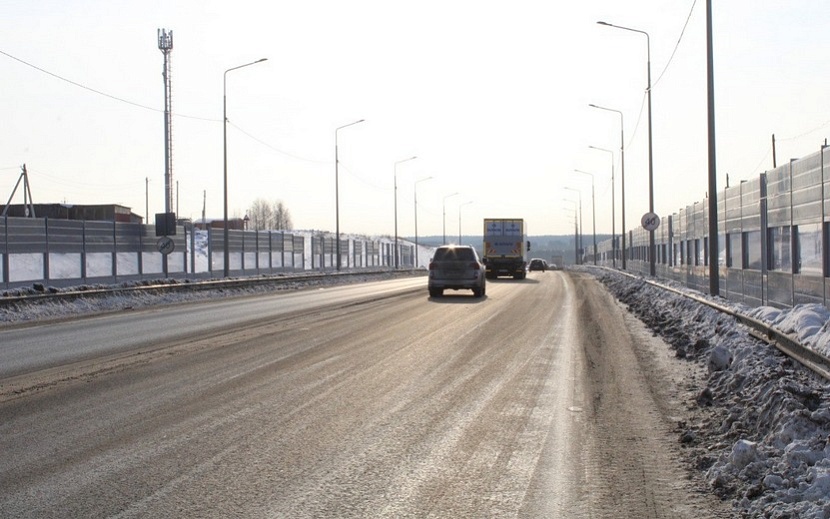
[{"x1": 2, "y1": 1, "x2": 829, "y2": 238}]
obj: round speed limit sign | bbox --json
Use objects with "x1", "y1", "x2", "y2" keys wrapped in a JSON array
[
  {"x1": 157, "y1": 236, "x2": 175, "y2": 255},
  {"x1": 641, "y1": 212, "x2": 660, "y2": 231}
]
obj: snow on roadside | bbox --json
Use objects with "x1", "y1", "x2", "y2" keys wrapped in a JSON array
[
  {"x1": 593, "y1": 268, "x2": 830, "y2": 518},
  {"x1": 0, "y1": 271, "x2": 418, "y2": 324}
]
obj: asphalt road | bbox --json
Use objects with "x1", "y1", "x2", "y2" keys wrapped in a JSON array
[{"x1": 0, "y1": 272, "x2": 731, "y2": 518}]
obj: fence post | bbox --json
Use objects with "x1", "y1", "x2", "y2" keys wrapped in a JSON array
[
  {"x1": 43, "y1": 217, "x2": 50, "y2": 283},
  {"x1": 207, "y1": 227, "x2": 212, "y2": 275},
  {"x1": 137, "y1": 222, "x2": 144, "y2": 279},
  {"x1": 112, "y1": 220, "x2": 118, "y2": 280},
  {"x1": 81, "y1": 220, "x2": 87, "y2": 282},
  {"x1": 2, "y1": 216, "x2": 8, "y2": 287}
]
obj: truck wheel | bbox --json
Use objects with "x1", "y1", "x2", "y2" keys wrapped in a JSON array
[{"x1": 429, "y1": 288, "x2": 443, "y2": 297}]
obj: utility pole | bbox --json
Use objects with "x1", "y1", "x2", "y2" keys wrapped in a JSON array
[
  {"x1": 772, "y1": 134, "x2": 777, "y2": 169},
  {"x1": 1, "y1": 164, "x2": 36, "y2": 217}
]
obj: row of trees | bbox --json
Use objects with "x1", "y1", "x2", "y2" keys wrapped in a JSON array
[{"x1": 246, "y1": 198, "x2": 293, "y2": 231}]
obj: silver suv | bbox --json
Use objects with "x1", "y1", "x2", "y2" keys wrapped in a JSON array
[{"x1": 428, "y1": 245, "x2": 486, "y2": 298}]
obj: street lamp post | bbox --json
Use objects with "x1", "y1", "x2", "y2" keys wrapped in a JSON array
[
  {"x1": 414, "y1": 176, "x2": 433, "y2": 268},
  {"x1": 705, "y1": 0, "x2": 720, "y2": 296},
  {"x1": 394, "y1": 156, "x2": 417, "y2": 269},
  {"x1": 590, "y1": 106, "x2": 625, "y2": 269},
  {"x1": 598, "y1": 21, "x2": 655, "y2": 276},
  {"x1": 335, "y1": 119, "x2": 365, "y2": 271},
  {"x1": 588, "y1": 144, "x2": 618, "y2": 268},
  {"x1": 223, "y1": 57, "x2": 267, "y2": 278},
  {"x1": 564, "y1": 187, "x2": 582, "y2": 264},
  {"x1": 574, "y1": 170, "x2": 596, "y2": 265},
  {"x1": 563, "y1": 199, "x2": 578, "y2": 265},
  {"x1": 442, "y1": 192, "x2": 459, "y2": 244},
  {"x1": 458, "y1": 201, "x2": 473, "y2": 244}
]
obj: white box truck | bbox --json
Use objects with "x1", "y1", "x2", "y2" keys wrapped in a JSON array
[{"x1": 482, "y1": 218, "x2": 530, "y2": 279}]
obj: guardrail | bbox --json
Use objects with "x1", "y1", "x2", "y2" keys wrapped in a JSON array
[
  {"x1": 0, "y1": 270, "x2": 425, "y2": 308},
  {"x1": 599, "y1": 267, "x2": 830, "y2": 381}
]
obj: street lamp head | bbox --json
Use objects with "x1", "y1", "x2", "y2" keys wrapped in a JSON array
[
  {"x1": 337, "y1": 119, "x2": 365, "y2": 132},
  {"x1": 256, "y1": 58, "x2": 268, "y2": 63},
  {"x1": 597, "y1": 21, "x2": 611, "y2": 26}
]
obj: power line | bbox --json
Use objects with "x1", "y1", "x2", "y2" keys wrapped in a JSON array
[
  {"x1": 2, "y1": 47, "x2": 335, "y2": 167},
  {"x1": 0, "y1": 48, "x2": 218, "y2": 122},
  {"x1": 778, "y1": 119, "x2": 830, "y2": 141},
  {"x1": 227, "y1": 121, "x2": 330, "y2": 164},
  {"x1": 652, "y1": 0, "x2": 698, "y2": 89}
]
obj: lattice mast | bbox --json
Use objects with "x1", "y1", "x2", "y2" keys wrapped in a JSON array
[{"x1": 158, "y1": 29, "x2": 174, "y2": 215}]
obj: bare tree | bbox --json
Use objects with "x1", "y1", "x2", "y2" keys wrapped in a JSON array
[
  {"x1": 247, "y1": 198, "x2": 274, "y2": 231},
  {"x1": 273, "y1": 201, "x2": 293, "y2": 230},
  {"x1": 246, "y1": 199, "x2": 292, "y2": 230}
]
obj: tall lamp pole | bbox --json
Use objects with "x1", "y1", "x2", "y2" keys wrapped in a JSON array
[
  {"x1": 590, "y1": 109, "x2": 625, "y2": 269},
  {"x1": 442, "y1": 192, "x2": 459, "y2": 244},
  {"x1": 588, "y1": 144, "x2": 618, "y2": 267},
  {"x1": 223, "y1": 57, "x2": 267, "y2": 278},
  {"x1": 598, "y1": 21, "x2": 655, "y2": 276},
  {"x1": 458, "y1": 201, "x2": 473, "y2": 244},
  {"x1": 705, "y1": 0, "x2": 719, "y2": 296},
  {"x1": 574, "y1": 170, "x2": 597, "y2": 265},
  {"x1": 563, "y1": 199, "x2": 578, "y2": 265},
  {"x1": 564, "y1": 187, "x2": 582, "y2": 264},
  {"x1": 394, "y1": 156, "x2": 417, "y2": 269},
  {"x1": 335, "y1": 119, "x2": 365, "y2": 271},
  {"x1": 414, "y1": 176, "x2": 433, "y2": 268}
]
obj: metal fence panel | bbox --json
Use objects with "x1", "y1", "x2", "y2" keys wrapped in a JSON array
[{"x1": 6, "y1": 217, "x2": 46, "y2": 253}]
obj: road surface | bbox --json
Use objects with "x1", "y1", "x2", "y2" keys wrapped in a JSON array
[{"x1": 0, "y1": 272, "x2": 730, "y2": 517}]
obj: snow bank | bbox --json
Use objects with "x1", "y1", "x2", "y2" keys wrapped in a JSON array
[{"x1": 595, "y1": 269, "x2": 830, "y2": 518}]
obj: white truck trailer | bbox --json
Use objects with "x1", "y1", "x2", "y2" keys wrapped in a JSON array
[{"x1": 482, "y1": 218, "x2": 529, "y2": 279}]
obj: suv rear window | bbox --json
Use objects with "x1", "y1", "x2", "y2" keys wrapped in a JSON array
[{"x1": 433, "y1": 247, "x2": 476, "y2": 261}]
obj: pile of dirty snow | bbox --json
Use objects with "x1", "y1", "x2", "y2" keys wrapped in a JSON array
[{"x1": 595, "y1": 269, "x2": 830, "y2": 518}]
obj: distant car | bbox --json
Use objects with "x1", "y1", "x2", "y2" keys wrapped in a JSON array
[
  {"x1": 428, "y1": 245, "x2": 486, "y2": 298},
  {"x1": 528, "y1": 258, "x2": 548, "y2": 272},
  {"x1": 549, "y1": 263, "x2": 561, "y2": 271}
]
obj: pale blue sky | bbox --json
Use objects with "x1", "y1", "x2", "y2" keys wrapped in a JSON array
[{"x1": 2, "y1": 1, "x2": 829, "y2": 237}]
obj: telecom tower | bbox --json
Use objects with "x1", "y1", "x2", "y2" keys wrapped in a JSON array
[{"x1": 158, "y1": 28, "x2": 174, "y2": 217}]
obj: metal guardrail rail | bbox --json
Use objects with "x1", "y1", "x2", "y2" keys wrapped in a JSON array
[
  {"x1": 598, "y1": 268, "x2": 830, "y2": 381},
  {"x1": 0, "y1": 270, "x2": 420, "y2": 307}
]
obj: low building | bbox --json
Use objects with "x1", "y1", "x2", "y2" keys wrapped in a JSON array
[{"x1": 0, "y1": 203, "x2": 143, "y2": 223}]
